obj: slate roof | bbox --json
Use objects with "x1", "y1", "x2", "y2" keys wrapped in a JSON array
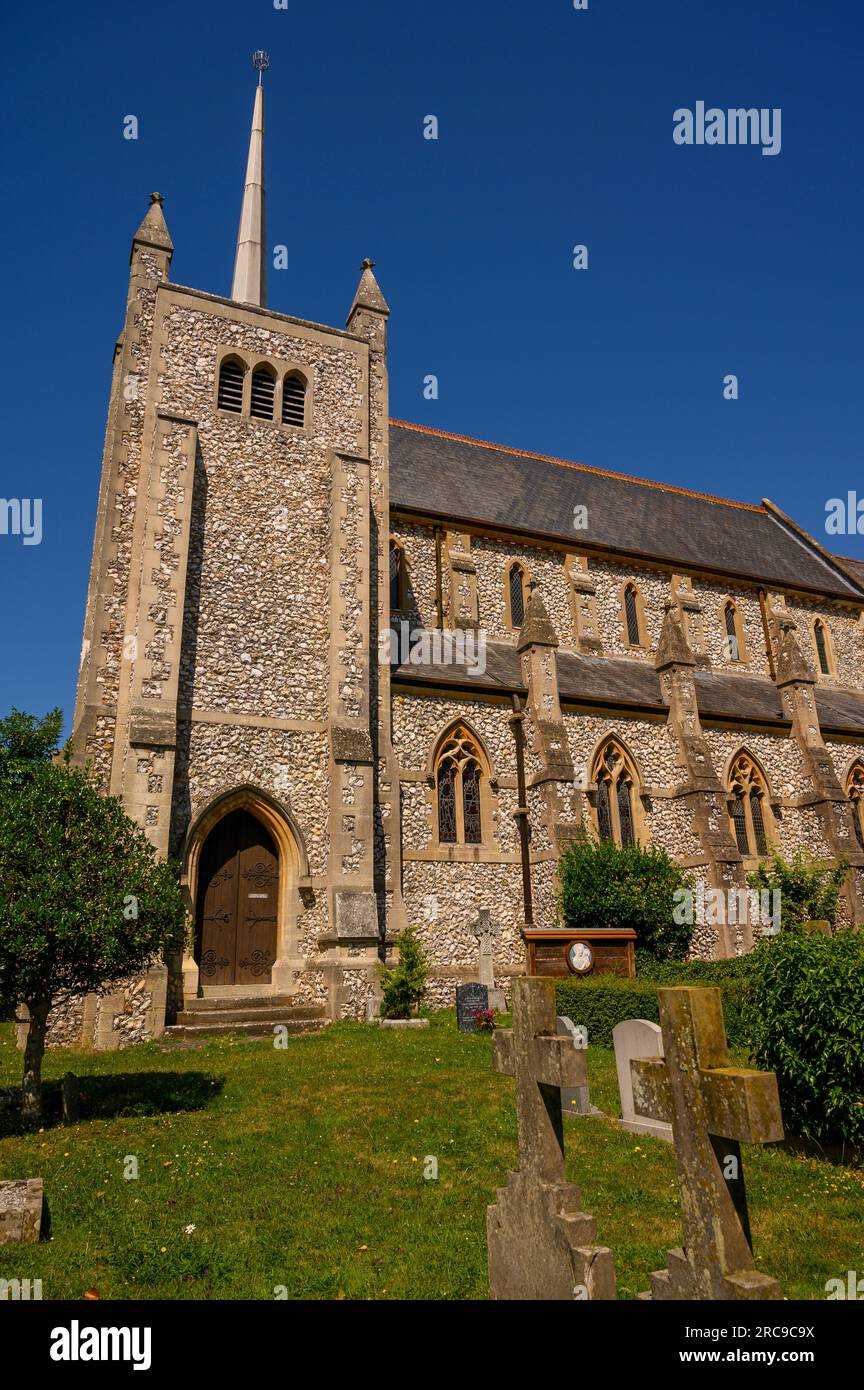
[
  {"x1": 391, "y1": 638, "x2": 864, "y2": 733},
  {"x1": 390, "y1": 421, "x2": 864, "y2": 600}
]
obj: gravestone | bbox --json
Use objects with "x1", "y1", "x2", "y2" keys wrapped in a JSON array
[
  {"x1": 630, "y1": 986, "x2": 784, "y2": 1300},
  {"x1": 62, "y1": 1072, "x2": 80, "y2": 1124},
  {"x1": 556, "y1": 1017, "x2": 598, "y2": 1117},
  {"x1": 487, "y1": 977, "x2": 616, "y2": 1299},
  {"x1": 456, "y1": 982, "x2": 488, "y2": 1032},
  {"x1": 473, "y1": 909, "x2": 506, "y2": 1011},
  {"x1": 0, "y1": 1179, "x2": 43, "y2": 1245},
  {"x1": 613, "y1": 1019, "x2": 672, "y2": 1142},
  {"x1": 365, "y1": 987, "x2": 382, "y2": 1023}
]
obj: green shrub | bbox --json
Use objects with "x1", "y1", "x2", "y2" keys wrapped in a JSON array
[
  {"x1": 379, "y1": 923, "x2": 429, "y2": 1019},
  {"x1": 556, "y1": 836, "x2": 692, "y2": 960},
  {"x1": 746, "y1": 848, "x2": 848, "y2": 929},
  {"x1": 554, "y1": 973, "x2": 748, "y2": 1049},
  {"x1": 741, "y1": 928, "x2": 864, "y2": 1147}
]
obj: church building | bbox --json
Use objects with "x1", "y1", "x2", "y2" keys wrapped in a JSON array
[{"x1": 63, "y1": 59, "x2": 864, "y2": 1047}]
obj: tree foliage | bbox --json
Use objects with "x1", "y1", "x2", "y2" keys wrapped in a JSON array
[
  {"x1": 0, "y1": 751, "x2": 186, "y2": 1123},
  {"x1": 556, "y1": 835, "x2": 693, "y2": 961},
  {"x1": 379, "y1": 923, "x2": 429, "y2": 1019},
  {"x1": 746, "y1": 848, "x2": 849, "y2": 929},
  {"x1": 742, "y1": 928, "x2": 864, "y2": 1148}
]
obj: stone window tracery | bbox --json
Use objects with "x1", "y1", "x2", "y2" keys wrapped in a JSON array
[
  {"x1": 727, "y1": 752, "x2": 771, "y2": 858},
  {"x1": 508, "y1": 563, "x2": 527, "y2": 629},
  {"x1": 846, "y1": 764, "x2": 864, "y2": 849},
  {"x1": 435, "y1": 725, "x2": 486, "y2": 846},
  {"x1": 592, "y1": 739, "x2": 640, "y2": 847}
]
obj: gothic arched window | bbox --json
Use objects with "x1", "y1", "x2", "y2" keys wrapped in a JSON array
[
  {"x1": 282, "y1": 373, "x2": 307, "y2": 427},
  {"x1": 727, "y1": 752, "x2": 771, "y2": 858},
  {"x1": 592, "y1": 740, "x2": 640, "y2": 847},
  {"x1": 250, "y1": 364, "x2": 277, "y2": 420},
  {"x1": 217, "y1": 358, "x2": 245, "y2": 413},
  {"x1": 389, "y1": 540, "x2": 406, "y2": 615},
  {"x1": 435, "y1": 725, "x2": 486, "y2": 846},
  {"x1": 508, "y1": 563, "x2": 527, "y2": 629},
  {"x1": 623, "y1": 583, "x2": 643, "y2": 647},
  {"x1": 813, "y1": 619, "x2": 831, "y2": 676},
  {"x1": 846, "y1": 764, "x2": 864, "y2": 849},
  {"x1": 723, "y1": 601, "x2": 743, "y2": 662}
]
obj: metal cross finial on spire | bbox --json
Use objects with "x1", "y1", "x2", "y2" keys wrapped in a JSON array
[{"x1": 253, "y1": 49, "x2": 270, "y2": 85}]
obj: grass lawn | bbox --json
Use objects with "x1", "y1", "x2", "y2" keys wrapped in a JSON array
[{"x1": 1, "y1": 1013, "x2": 861, "y2": 1300}]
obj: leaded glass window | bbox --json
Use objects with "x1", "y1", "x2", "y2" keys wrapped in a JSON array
[
  {"x1": 848, "y1": 766, "x2": 864, "y2": 848},
  {"x1": 617, "y1": 779, "x2": 634, "y2": 847},
  {"x1": 596, "y1": 779, "x2": 613, "y2": 841},
  {"x1": 390, "y1": 542, "x2": 401, "y2": 612},
  {"x1": 814, "y1": 621, "x2": 830, "y2": 675},
  {"x1": 749, "y1": 792, "x2": 768, "y2": 856},
  {"x1": 624, "y1": 585, "x2": 641, "y2": 645},
  {"x1": 730, "y1": 797, "x2": 749, "y2": 855},
  {"x1": 462, "y1": 763, "x2": 482, "y2": 844},
  {"x1": 434, "y1": 725, "x2": 487, "y2": 846},
  {"x1": 724, "y1": 603, "x2": 739, "y2": 661},
  {"x1": 437, "y1": 764, "x2": 456, "y2": 843},
  {"x1": 509, "y1": 565, "x2": 525, "y2": 628}
]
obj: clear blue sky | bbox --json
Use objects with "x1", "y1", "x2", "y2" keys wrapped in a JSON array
[{"x1": 2, "y1": 0, "x2": 863, "y2": 733}]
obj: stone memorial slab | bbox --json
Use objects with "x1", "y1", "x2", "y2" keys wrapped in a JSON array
[
  {"x1": 630, "y1": 986, "x2": 784, "y2": 1300},
  {"x1": 487, "y1": 977, "x2": 615, "y2": 1300},
  {"x1": 556, "y1": 1017, "x2": 599, "y2": 1117},
  {"x1": 456, "y1": 982, "x2": 488, "y2": 1032},
  {"x1": 613, "y1": 1019, "x2": 672, "y2": 1141},
  {"x1": 0, "y1": 1179, "x2": 44, "y2": 1245},
  {"x1": 473, "y1": 908, "x2": 506, "y2": 1012}
]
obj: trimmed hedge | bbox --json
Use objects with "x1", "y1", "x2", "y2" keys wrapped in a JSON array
[
  {"x1": 555, "y1": 965, "x2": 749, "y2": 1049},
  {"x1": 741, "y1": 928, "x2": 864, "y2": 1147}
]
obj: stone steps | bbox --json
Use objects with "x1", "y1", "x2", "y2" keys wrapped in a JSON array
[{"x1": 163, "y1": 999, "x2": 327, "y2": 1041}]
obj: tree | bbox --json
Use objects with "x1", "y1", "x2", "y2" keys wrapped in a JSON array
[
  {"x1": 746, "y1": 848, "x2": 848, "y2": 930},
  {"x1": 0, "y1": 757, "x2": 186, "y2": 1124},
  {"x1": 379, "y1": 923, "x2": 429, "y2": 1019},
  {"x1": 556, "y1": 834, "x2": 693, "y2": 961},
  {"x1": 0, "y1": 706, "x2": 63, "y2": 781}
]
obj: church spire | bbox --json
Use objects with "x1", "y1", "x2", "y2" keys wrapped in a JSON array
[{"x1": 231, "y1": 51, "x2": 269, "y2": 307}]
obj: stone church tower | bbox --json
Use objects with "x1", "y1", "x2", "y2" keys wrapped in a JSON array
[{"x1": 71, "y1": 58, "x2": 401, "y2": 1043}]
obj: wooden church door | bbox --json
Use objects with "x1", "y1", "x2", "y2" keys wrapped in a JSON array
[{"x1": 197, "y1": 810, "x2": 279, "y2": 987}]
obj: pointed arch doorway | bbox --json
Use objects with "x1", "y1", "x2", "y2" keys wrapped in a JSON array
[{"x1": 196, "y1": 809, "x2": 279, "y2": 987}]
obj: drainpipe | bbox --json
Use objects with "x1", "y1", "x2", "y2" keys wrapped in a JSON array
[{"x1": 509, "y1": 693, "x2": 534, "y2": 927}]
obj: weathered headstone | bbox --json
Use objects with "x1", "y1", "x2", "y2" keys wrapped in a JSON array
[
  {"x1": 473, "y1": 908, "x2": 506, "y2": 1011},
  {"x1": 487, "y1": 977, "x2": 615, "y2": 1299},
  {"x1": 631, "y1": 986, "x2": 784, "y2": 1300},
  {"x1": 365, "y1": 987, "x2": 382, "y2": 1023},
  {"x1": 613, "y1": 1019, "x2": 672, "y2": 1142},
  {"x1": 62, "y1": 1072, "x2": 80, "y2": 1124},
  {"x1": 556, "y1": 1017, "x2": 598, "y2": 1117},
  {"x1": 456, "y1": 982, "x2": 488, "y2": 1032},
  {"x1": 0, "y1": 1179, "x2": 44, "y2": 1245}
]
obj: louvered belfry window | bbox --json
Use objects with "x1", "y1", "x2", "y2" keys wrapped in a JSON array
[
  {"x1": 724, "y1": 603, "x2": 739, "y2": 660},
  {"x1": 250, "y1": 367, "x2": 276, "y2": 420},
  {"x1": 217, "y1": 359, "x2": 244, "y2": 413},
  {"x1": 624, "y1": 585, "x2": 641, "y2": 646},
  {"x1": 282, "y1": 374, "x2": 306, "y2": 427},
  {"x1": 814, "y1": 621, "x2": 830, "y2": 675},
  {"x1": 509, "y1": 565, "x2": 525, "y2": 627}
]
